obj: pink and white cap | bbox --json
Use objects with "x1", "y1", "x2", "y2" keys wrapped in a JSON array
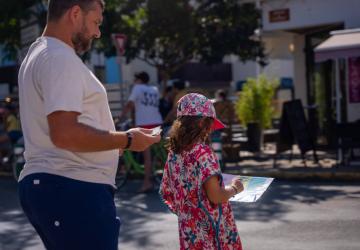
[{"x1": 176, "y1": 93, "x2": 225, "y2": 130}]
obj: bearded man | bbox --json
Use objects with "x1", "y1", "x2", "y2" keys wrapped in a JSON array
[{"x1": 17, "y1": 1, "x2": 160, "y2": 249}]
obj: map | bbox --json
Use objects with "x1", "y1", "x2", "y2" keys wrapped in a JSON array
[{"x1": 222, "y1": 174, "x2": 274, "y2": 202}]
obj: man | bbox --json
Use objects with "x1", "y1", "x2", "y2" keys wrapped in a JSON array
[
  {"x1": 213, "y1": 89, "x2": 236, "y2": 143},
  {"x1": 163, "y1": 79, "x2": 186, "y2": 124},
  {"x1": 119, "y1": 71, "x2": 163, "y2": 192},
  {"x1": 17, "y1": 1, "x2": 160, "y2": 249}
]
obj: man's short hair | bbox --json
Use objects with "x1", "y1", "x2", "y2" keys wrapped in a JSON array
[
  {"x1": 47, "y1": 0, "x2": 105, "y2": 22},
  {"x1": 134, "y1": 71, "x2": 150, "y2": 84}
]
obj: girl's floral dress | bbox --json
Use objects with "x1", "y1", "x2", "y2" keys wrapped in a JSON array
[{"x1": 160, "y1": 143, "x2": 242, "y2": 250}]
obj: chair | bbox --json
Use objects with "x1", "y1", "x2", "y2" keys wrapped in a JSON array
[{"x1": 336, "y1": 122, "x2": 360, "y2": 166}]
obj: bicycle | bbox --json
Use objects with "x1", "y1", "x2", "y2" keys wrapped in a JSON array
[
  {"x1": 9, "y1": 136, "x2": 168, "y2": 186},
  {"x1": 114, "y1": 120, "x2": 168, "y2": 189},
  {"x1": 12, "y1": 137, "x2": 25, "y2": 181}
]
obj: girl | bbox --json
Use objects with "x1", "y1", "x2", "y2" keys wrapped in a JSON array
[{"x1": 160, "y1": 93, "x2": 244, "y2": 250}]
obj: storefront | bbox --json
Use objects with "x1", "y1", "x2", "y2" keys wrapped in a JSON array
[
  {"x1": 315, "y1": 29, "x2": 360, "y2": 122},
  {"x1": 248, "y1": 0, "x2": 360, "y2": 145}
]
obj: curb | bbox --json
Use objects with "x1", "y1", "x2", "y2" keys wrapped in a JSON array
[
  {"x1": 2, "y1": 169, "x2": 360, "y2": 181},
  {"x1": 225, "y1": 168, "x2": 360, "y2": 181}
]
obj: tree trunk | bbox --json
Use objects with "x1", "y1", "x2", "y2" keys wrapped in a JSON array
[{"x1": 158, "y1": 68, "x2": 170, "y2": 94}]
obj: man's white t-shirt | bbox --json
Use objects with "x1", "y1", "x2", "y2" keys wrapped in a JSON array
[
  {"x1": 18, "y1": 37, "x2": 118, "y2": 187},
  {"x1": 128, "y1": 84, "x2": 163, "y2": 126}
]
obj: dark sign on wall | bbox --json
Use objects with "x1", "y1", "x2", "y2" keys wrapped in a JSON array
[
  {"x1": 269, "y1": 9, "x2": 290, "y2": 23},
  {"x1": 348, "y1": 57, "x2": 360, "y2": 103}
]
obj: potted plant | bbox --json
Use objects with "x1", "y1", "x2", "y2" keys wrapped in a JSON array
[{"x1": 235, "y1": 75, "x2": 279, "y2": 152}]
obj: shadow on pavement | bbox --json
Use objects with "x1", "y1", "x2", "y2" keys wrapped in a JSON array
[
  {"x1": 231, "y1": 180, "x2": 360, "y2": 222},
  {"x1": 0, "y1": 177, "x2": 40, "y2": 250},
  {"x1": 115, "y1": 180, "x2": 172, "y2": 249},
  {"x1": 1, "y1": 177, "x2": 359, "y2": 250}
]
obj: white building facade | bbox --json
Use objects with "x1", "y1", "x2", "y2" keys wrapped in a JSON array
[{"x1": 241, "y1": 0, "x2": 360, "y2": 143}]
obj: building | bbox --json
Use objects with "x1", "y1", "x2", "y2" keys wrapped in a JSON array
[{"x1": 242, "y1": 0, "x2": 360, "y2": 144}]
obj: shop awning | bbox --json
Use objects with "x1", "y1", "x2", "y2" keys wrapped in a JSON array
[{"x1": 315, "y1": 29, "x2": 360, "y2": 62}]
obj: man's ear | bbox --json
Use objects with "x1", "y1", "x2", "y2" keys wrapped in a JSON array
[{"x1": 68, "y1": 5, "x2": 83, "y2": 25}]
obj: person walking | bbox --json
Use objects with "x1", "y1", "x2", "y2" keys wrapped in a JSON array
[
  {"x1": 17, "y1": 1, "x2": 160, "y2": 250},
  {"x1": 159, "y1": 86, "x2": 173, "y2": 123},
  {"x1": 119, "y1": 71, "x2": 163, "y2": 192},
  {"x1": 163, "y1": 79, "x2": 187, "y2": 124},
  {"x1": 160, "y1": 93, "x2": 244, "y2": 250}
]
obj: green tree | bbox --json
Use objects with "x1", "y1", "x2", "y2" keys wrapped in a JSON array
[
  {"x1": 1, "y1": 0, "x2": 263, "y2": 84},
  {"x1": 99, "y1": 0, "x2": 263, "y2": 84},
  {"x1": 0, "y1": 0, "x2": 47, "y2": 61}
]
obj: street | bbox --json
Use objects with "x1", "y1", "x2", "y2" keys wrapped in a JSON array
[{"x1": 0, "y1": 177, "x2": 360, "y2": 250}]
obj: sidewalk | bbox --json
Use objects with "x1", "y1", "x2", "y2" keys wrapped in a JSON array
[
  {"x1": 1, "y1": 146, "x2": 359, "y2": 181},
  {"x1": 223, "y1": 145, "x2": 360, "y2": 181}
]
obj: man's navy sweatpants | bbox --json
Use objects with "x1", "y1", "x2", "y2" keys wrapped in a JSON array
[{"x1": 19, "y1": 173, "x2": 121, "y2": 250}]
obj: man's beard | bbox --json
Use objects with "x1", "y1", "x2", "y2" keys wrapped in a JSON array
[{"x1": 72, "y1": 25, "x2": 93, "y2": 54}]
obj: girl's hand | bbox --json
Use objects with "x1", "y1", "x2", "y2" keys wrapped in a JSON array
[
  {"x1": 204, "y1": 176, "x2": 244, "y2": 204},
  {"x1": 231, "y1": 177, "x2": 244, "y2": 194}
]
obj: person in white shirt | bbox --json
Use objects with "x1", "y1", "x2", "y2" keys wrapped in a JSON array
[
  {"x1": 119, "y1": 71, "x2": 163, "y2": 192},
  {"x1": 17, "y1": 1, "x2": 160, "y2": 249}
]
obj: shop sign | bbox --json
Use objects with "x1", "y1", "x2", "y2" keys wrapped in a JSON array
[{"x1": 269, "y1": 9, "x2": 290, "y2": 23}]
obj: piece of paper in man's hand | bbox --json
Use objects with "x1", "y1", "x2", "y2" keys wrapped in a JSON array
[
  {"x1": 151, "y1": 126, "x2": 162, "y2": 136},
  {"x1": 222, "y1": 173, "x2": 274, "y2": 203}
]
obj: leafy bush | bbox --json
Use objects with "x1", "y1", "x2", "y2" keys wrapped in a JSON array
[{"x1": 235, "y1": 75, "x2": 279, "y2": 129}]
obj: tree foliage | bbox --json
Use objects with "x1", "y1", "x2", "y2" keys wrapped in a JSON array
[
  {"x1": 1, "y1": 0, "x2": 263, "y2": 81},
  {"x1": 0, "y1": 0, "x2": 47, "y2": 61},
  {"x1": 99, "y1": 0, "x2": 263, "y2": 82}
]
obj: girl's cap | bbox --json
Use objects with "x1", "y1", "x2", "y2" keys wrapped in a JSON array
[{"x1": 177, "y1": 93, "x2": 225, "y2": 130}]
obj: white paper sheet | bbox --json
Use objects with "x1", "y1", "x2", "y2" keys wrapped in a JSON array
[{"x1": 222, "y1": 173, "x2": 274, "y2": 202}]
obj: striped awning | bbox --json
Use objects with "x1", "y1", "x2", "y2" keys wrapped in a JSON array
[{"x1": 315, "y1": 29, "x2": 360, "y2": 62}]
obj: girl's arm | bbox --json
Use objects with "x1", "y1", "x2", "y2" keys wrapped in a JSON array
[{"x1": 203, "y1": 176, "x2": 243, "y2": 204}]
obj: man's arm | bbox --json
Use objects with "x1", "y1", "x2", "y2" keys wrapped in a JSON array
[{"x1": 48, "y1": 111, "x2": 159, "y2": 152}]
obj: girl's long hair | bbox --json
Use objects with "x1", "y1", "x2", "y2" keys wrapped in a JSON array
[{"x1": 167, "y1": 116, "x2": 213, "y2": 154}]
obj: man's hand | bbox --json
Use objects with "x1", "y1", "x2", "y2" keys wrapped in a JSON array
[{"x1": 126, "y1": 128, "x2": 161, "y2": 152}]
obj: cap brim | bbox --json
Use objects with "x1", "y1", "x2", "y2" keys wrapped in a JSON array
[{"x1": 212, "y1": 118, "x2": 226, "y2": 130}]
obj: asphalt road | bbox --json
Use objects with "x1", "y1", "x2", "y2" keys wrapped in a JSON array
[{"x1": 0, "y1": 177, "x2": 360, "y2": 250}]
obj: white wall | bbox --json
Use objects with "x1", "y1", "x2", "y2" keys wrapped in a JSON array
[
  {"x1": 262, "y1": 59, "x2": 294, "y2": 79},
  {"x1": 230, "y1": 30, "x2": 295, "y2": 86},
  {"x1": 293, "y1": 34, "x2": 307, "y2": 104},
  {"x1": 122, "y1": 58, "x2": 158, "y2": 85},
  {"x1": 261, "y1": 31, "x2": 295, "y2": 80},
  {"x1": 263, "y1": 31, "x2": 294, "y2": 60},
  {"x1": 230, "y1": 59, "x2": 294, "y2": 88},
  {"x1": 262, "y1": 0, "x2": 360, "y2": 31},
  {"x1": 231, "y1": 61, "x2": 257, "y2": 82}
]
